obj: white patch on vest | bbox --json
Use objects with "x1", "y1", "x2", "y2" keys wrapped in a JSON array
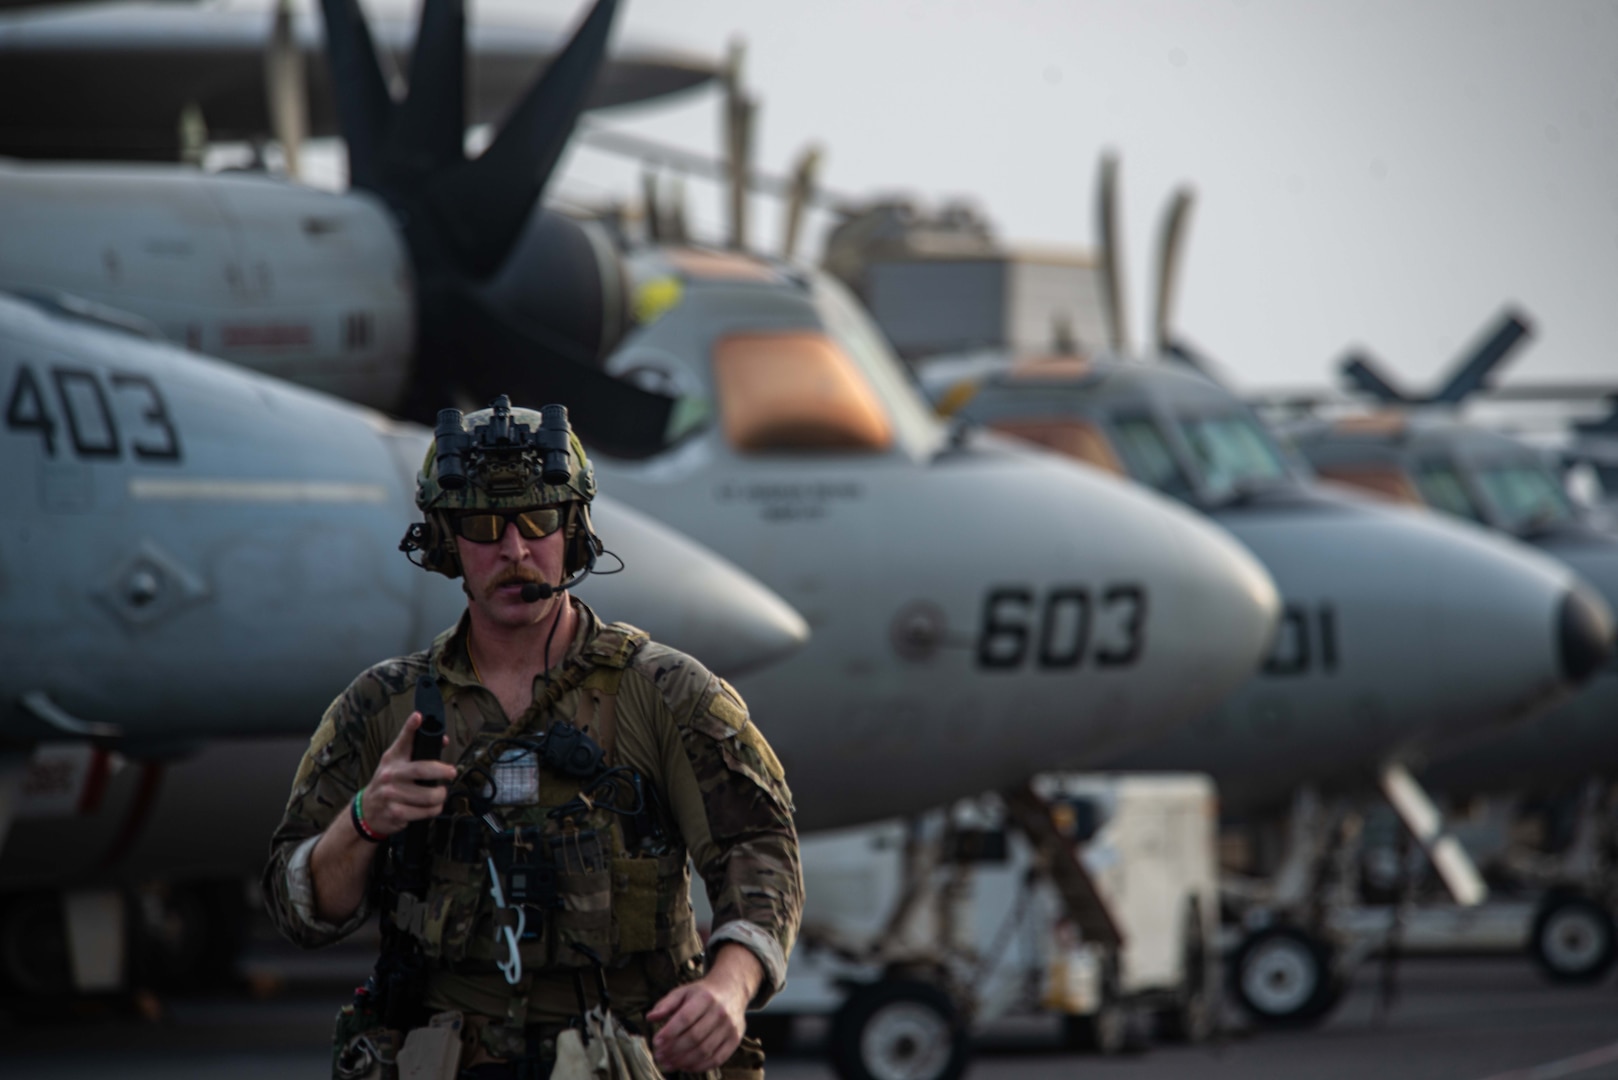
[{"x1": 490, "y1": 747, "x2": 539, "y2": 805}]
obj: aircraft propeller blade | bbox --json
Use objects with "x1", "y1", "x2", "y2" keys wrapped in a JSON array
[
  {"x1": 388, "y1": 0, "x2": 467, "y2": 182},
  {"x1": 425, "y1": 0, "x2": 620, "y2": 277},
  {"x1": 781, "y1": 144, "x2": 822, "y2": 260},
  {"x1": 1096, "y1": 153, "x2": 1131, "y2": 356},
  {"x1": 443, "y1": 289, "x2": 675, "y2": 458},
  {"x1": 314, "y1": 0, "x2": 678, "y2": 451},
  {"x1": 317, "y1": 0, "x2": 395, "y2": 190},
  {"x1": 1152, "y1": 187, "x2": 1194, "y2": 356},
  {"x1": 1339, "y1": 351, "x2": 1411, "y2": 403},
  {"x1": 1432, "y1": 309, "x2": 1533, "y2": 405},
  {"x1": 265, "y1": 0, "x2": 308, "y2": 180},
  {"x1": 723, "y1": 40, "x2": 753, "y2": 251}
]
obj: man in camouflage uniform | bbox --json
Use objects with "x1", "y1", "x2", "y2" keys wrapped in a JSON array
[{"x1": 264, "y1": 397, "x2": 801, "y2": 1079}]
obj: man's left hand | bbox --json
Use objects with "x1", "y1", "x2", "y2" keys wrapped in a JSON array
[{"x1": 646, "y1": 944, "x2": 762, "y2": 1073}]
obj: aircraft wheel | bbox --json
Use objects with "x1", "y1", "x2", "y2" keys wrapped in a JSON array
[
  {"x1": 1530, "y1": 892, "x2": 1617, "y2": 985},
  {"x1": 1230, "y1": 925, "x2": 1341, "y2": 1028},
  {"x1": 0, "y1": 892, "x2": 72, "y2": 999},
  {"x1": 134, "y1": 880, "x2": 248, "y2": 992},
  {"x1": 828, "y1": 979, "x2": 968, "y2": 1080}
]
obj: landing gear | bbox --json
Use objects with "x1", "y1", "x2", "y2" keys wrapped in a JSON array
[
  {"x1": 1529, "y1": 892, "x2": 1617, "y2": 985},
  {"x1": 1229, "y1": 925, "x2": 1343, "y2": 1028},
  {"x1": 0, "y1": 891, "x2": 73, "y2": 1000},
  {"x1": 828, "y1": 979, "x2": 968, "y2": 1080},
  {"x1": 133, "y1": 880, "x2": 248, "y2": 992},
  {"x1": 1158, "y1": 919, "x2": 1215, "y2": 1044},
  {"x1": 1060, "y1": 997, "x2": 1130, "y2": 1055}
]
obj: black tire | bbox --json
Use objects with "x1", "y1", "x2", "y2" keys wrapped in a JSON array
[
  {"x1": 133, "y1": 879, "x2": 248, "y2": 992},
  {"x1": 1229, "y1": 925, "x2": 1342, "y2": 1029},
  {"x1": 1530, "y1": 893, "x2": 1617, "y2": 985},
  {"x1": 0, "y1": 892, "x2": 73, "y2": 1000},
  {"x1": 829, "y1": 979, "x2": 968, "y2": 1080}
]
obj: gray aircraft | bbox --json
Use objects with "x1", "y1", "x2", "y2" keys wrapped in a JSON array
[
  {"x1": 0, "y1": 286, "x2": 811, "y2": 995},
  {"x1": 1286, "y1": 314, "x2": 1618, "y2": 983},
  {"x1": 0, "y1": 0, "x2": 1286, "y2": 1005},
  {"x1": 0, "y1": 0, "x2": 1285, "y2": 815},
  {"x1": 0, "y1": 0, "x2": 716, "y2": 163},
  {"x1": 873, "y1": 160, "x2": 1612, "y2": 1026}
]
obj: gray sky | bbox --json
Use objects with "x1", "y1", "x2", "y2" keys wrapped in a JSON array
[{"x1": 522, "y1": 0, "x2": 1618, "y2": 396}]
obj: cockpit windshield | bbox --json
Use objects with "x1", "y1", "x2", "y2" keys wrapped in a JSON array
[
  {"x1": 812, "y1": 273, "x2": 945, "y2": 457},
  {"x1": 1110, "y1": 416, "x2": 1195, "y2": 501},
  {"x1": 1471, "y1": 462, "x2": 1577, "y2": 533},
  {"x1": 1412, "y1": 461, "x2": 1485, "y2": 523},
  {"x1": 1174, "y1": 413, "x2": 1290, "y2": 498}
]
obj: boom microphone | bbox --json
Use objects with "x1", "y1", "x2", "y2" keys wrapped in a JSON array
[{"x1": 519, "y1": 564, "x2": 592, "y2": 603}]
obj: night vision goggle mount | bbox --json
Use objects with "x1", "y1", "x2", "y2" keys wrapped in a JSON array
[{"x1": 433, "y1": 395, "x2": 574, "y2": 499}]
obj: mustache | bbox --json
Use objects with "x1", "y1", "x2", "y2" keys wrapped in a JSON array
[{"x1": 487, "y1": 568, "x2": 546, "y2": 597}]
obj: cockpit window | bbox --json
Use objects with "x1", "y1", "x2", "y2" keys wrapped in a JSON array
[
  {"x1": 1175, "y1": 414, "x2": 1289, "y2": 496},
  {"x1": 812, "y1": 273, "x2": 945, "y2": 456},
  {"x1": 1111, "y1": 416, "x2": 1195, "y2": 501},
  {"x1": 1412, "y1": 461, "x2": 1484, "y2": 522},
  {"x1": 712, "y1": 331, "x2": 894, "y2": 454},
  {"x1": 1471, "y1": 462, "x2": 1576, "y2": 533}
]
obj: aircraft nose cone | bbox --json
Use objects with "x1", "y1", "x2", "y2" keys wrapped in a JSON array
[
  {"x1": 1559, "y1": 584, "x2": 1615, "y2": 686},
  {"x1": 573, "y1": 498, "x2": 810, "y2": 677}
]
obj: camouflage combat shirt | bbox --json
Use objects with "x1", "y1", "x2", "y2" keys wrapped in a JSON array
[{"x1": 263, "y1": 598, "x2": 802, "y2": 1024}]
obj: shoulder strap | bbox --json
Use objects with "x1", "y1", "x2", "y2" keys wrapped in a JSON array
[{"x1": 581, "y1": 621, "x2": 651, "y2": 671}]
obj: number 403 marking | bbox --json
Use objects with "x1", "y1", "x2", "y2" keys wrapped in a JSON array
[{"x1": 5, "y1": 363, "x2": 182, "y2": 463}]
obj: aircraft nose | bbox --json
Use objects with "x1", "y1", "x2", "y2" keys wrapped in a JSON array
[
  {"x1": 1559, "y1": 583, "x2": 1615, "y2": 686},
  {"x1": 573, "y1": 497, "x2": 810, "y2": 677}
]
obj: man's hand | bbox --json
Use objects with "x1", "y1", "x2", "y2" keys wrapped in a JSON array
[
  {"x1": 310, "y1": 712, "x2": 455, "y2": 923},
  {"x1": 646, "y1": 944, "x2": 763, "y2": 1073},
  {"x1": 356, "y1": 712, "x2": 457, "y2": 836}
]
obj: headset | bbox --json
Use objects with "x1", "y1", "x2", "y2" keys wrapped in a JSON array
[{"x1": 399, "y1": 398, "x2": 608, "y2": 595}]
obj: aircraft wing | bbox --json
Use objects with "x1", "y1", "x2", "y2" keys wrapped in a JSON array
[{"x1": 0, "y1": 2, "x2": 717, "y2": 160}]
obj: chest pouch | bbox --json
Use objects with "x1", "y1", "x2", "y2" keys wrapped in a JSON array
[
  {"x1": 488, "y1": 825, "x2": 560, "y2": 941},
  {"x1": 543, "y1": 823, "x2": 616, "y2": 968}
]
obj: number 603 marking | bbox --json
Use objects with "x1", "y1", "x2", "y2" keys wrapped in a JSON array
[{"x1": 977, "y1": 585, "x2": 1148, "y2": 671}]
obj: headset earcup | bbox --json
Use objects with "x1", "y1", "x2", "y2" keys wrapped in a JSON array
[
  {"x1": 424, "y1": 514, "x2": 462, "y2": 578},
  {"x1": 567, "y1": 503, "x2": 601, "y2": 574}
]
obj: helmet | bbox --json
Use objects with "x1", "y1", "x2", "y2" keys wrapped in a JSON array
[{"x1": 400, "y1": 395, "x2": 603, "y2": 579}]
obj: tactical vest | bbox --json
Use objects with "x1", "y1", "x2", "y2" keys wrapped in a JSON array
[{"x1": 388, "y1": 623, "x2": 701, "y2": 982}]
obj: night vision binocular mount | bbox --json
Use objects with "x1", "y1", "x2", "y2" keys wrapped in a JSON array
[{"x1": 432, "y1": 395, "x2": 576, "y2": 497}]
